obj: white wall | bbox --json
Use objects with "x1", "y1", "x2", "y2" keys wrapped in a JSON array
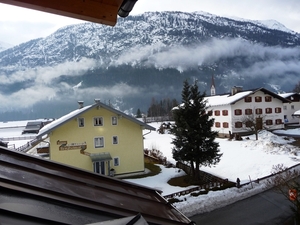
[{"x1": 208, "y1": 91, "x2": 285, "y2": 136}]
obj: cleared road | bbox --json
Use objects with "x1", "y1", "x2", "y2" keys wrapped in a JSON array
[{"x1": 190, "y1": 188, "x2": 295, "y2": 225}]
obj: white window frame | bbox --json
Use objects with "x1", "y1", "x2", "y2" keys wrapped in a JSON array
[
  {"x1": 112, "y1": 116, "x2": 118, "y2": 125},
  {"x1": 94, "y1": 137, "x2": 104, "y2": 148},
  {"x1": 94, "y1": 117, "x2": 103, "y2": 126},
  {"x1": 112, "y1": 136, "x2": 118, "y2": 144},
  {"x1": 113, "y1": 157, "x2": 120, "y2": 166},
  {"x1": 93, "y1": 161, "x2": 105, "y2": 175},
  {"x1": 78, "y1": 118, "x2": 85, "y2": 127}
]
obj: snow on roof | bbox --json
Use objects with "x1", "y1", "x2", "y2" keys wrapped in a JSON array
[
  {"x1": 293, "y1": 110, "x2": 300, "y2": 116},
  {"x1": 205, "y1": 91, "x2": 252, "y2": 107},
  {"x1": 38, "y1": 102, "x2": 155, "y2": 137},
  {"x1": 38, "y1": 104, "x2": 94, "y2": 137},
  {"x1": 278, "y1": 92, "x2": 297, "y2": 98}
]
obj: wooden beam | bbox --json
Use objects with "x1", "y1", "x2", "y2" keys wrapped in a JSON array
[{"x1": 0, "y1": 0, "x2": 124, "y2": 26}]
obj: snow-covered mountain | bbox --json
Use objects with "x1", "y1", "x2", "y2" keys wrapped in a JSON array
[
  {"x1": 0, "y1": 11, "x2": 299, "y2": 68},
  {"x1": 0, "y1": 11, "x2": 299, "y2": 120}
]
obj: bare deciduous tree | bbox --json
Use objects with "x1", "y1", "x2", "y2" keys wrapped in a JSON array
[
  {"x1": 239, "y1": 113, "x2": 266, "y2": 140},
  {"x1": 293, "y1": 81, "x2": 300, "y2": 93},
  {"x1": 267, "y1": 164, "x2": 300, "y2": 221}
]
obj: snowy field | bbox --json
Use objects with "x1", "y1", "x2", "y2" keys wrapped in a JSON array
[{"x1": 126, "y1": 122, "x2": 300, "y2": 216}]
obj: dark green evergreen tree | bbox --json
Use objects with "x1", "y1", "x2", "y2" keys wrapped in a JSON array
[
  {"x1": 170, "y1": 80, "x2": 222, "y2": 181},
  {"x1": 136, "y1": 108, "x2": 142, "y2": 118}
]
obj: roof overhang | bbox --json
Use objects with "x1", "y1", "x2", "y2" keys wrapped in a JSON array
[
  {"x1": 0, "y1": 0, "x2": 137, "y2": 26},
  {"x1": 90, "y1": 152, "x2": 112, "y2": 162}
]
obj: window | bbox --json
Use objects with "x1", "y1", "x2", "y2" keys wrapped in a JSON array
[
  {"x1": 223, "y1": 122, "x2": 229, "y2": 128},
  {"x1": 112, "y1": 116, "x2": 118, "y2": 125},
  {"x1": 244, "y1": 96, "x2": 252, "y2": 102},
  {"x1": 265, "y1": 108, "x2": 272, "y2": 114},
  {"x1": 207, "y1": 110, "x2": 213, "y2": 116},
  {"x1": 275, "y1": 107, "x2": 281, "y2": 113},
  {"x1": 93, "y1": 161, "x2": 105, "y2": 175},
  {"x1": 245, "y1": 108, "x2": 253, "y2": 115},
  {"x1": 291, "y1": 105, "x2": 295, "y2": 110},
  {"x1": 112, "y1": 136, "x2": 118, "y2": 144},
  {"x1": 234, "y1": 109, "x2": 242, "y2": 115},
  {"x1": 215, "y1": 122, "x2": 220, "y2": 128},
  {"x1": 255, "y1": 108, "x2": 262, "y2": 114},
  {"x1": 94, "y1": 117, "x2": 103, "y2": 126},
  {"x1": 235, "y1": 122, "x2": 243, "y2": 128},
  {"x1": 283, "y1": 105, "x2": 287, "y2": 110},
  {"x1": 94, "y1": 137, "x2": 104, "y2": 148},
  {"x1": 255, "y1": 96, "x2": 262, "y2": 102},
  {"x1": 266, "y1": 120, "x2": 273, "y2": 125},
  {"x1": 78, "y1": 118, "x2": 84, "y2": 127},
  {"x1": 214, "y1": 110, "x2": 220, "y2": 116},
  {"x1": 222, "y1": 110, "x2": 228, "y2": 116},
  {"x1": 275, "y1": 119, "x2": 282, "y2": 125},
  {"x1": 113, "y1": 157, "x2": 119, "y2": 166},
  {"x1": 265, "y1": 96, "x2": 272, "y2": 102}
]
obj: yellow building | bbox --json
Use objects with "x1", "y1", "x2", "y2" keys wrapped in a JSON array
[{"x1": 37, "y1": 100, "x2": 155, "y2": 177}]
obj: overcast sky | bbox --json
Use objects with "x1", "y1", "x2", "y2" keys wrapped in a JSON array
[{"x1": 0, "y1": 0, "x2": 299, "y2": 46}]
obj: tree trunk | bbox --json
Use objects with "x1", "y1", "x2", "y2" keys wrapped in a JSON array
[
  {"x1": 190, "y1": 160, "x2": 195, "y2": 177},
  {"x1": 194, "y1": 161, "x2": 200, "y2": 181}
]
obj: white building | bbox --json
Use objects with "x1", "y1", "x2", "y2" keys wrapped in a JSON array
[
  {"x1": 205, "y1": 87, "x2": 290, "y2": 137},
  {"x1": 278, "y1": 93, "x2": 300, "y2": 125}
]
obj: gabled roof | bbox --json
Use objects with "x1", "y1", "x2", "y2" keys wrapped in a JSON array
[
  {"x1": 205, "y1": 87, "x2": 290, "y2": 107},
  {"x1": 0, "y1": 148, "x2": 191, "y2": 225},
  {"x1": 279, "y1": 92, "x2": 296, "y2": 98},
  {"x1": 38, "y1": 102, "x2": 155, "y2": 138},
  {"x1": 22, "y1": 121, "x2": 43, "y2": 133},
  {"x1": 278, "y1": 92, "x2": 300, "y2": 101}
]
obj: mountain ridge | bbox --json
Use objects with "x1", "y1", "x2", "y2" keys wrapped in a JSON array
[{"x1": 0, "y1": 11, "x2": 299, "y2": 121}]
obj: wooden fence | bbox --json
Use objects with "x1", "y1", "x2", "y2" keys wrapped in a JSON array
[
  {"x1": 164, "y1": 162, "x2": 300, "y2": 199},
  {"x1": 163, "y1": 162, "x2": 234, "y2": 199}
]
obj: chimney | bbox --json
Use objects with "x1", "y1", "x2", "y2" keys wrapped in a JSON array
[
  {"x1": 231, "y1": 86, "x2": 243, "y2": 95},
  {"x1": 78, "y1": 101, "x2": 84, "y2": 109},
  {"x1": 94, "y1": 99, "x2": 100, "y2": 104}
]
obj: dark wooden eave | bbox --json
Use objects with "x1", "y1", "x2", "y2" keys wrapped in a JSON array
[
  {"x1": 0, "y1": 0, "x2": 124, "y2": 26},
  {"x1": 0, "y1": 147, "x2": 191, "y2": 225}
]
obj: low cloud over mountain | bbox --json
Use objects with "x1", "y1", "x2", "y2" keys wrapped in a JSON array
[{"x1": 0, "y1": 11, "x2": 299, "y2": 120}]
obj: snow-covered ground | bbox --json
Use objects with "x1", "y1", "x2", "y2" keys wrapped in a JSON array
[
  {"x1": 126, "y1": 122, "x2": 300, "y2": 216},
  {"x1": 1, "y1": 120, "x2": 300, "y2": 217}
]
